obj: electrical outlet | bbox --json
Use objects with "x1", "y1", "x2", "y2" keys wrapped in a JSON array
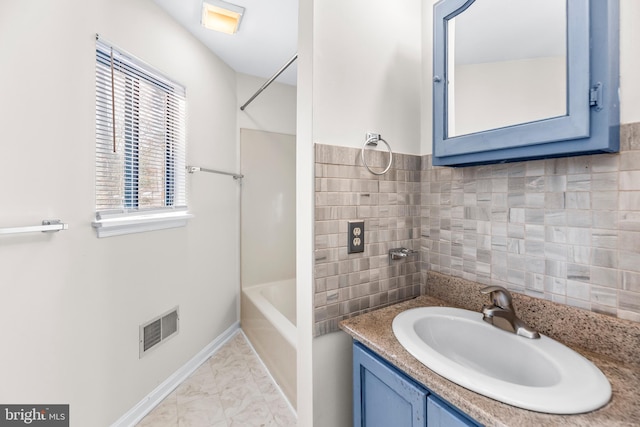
[{"x1": 348, "y1": 221, "x2": 365, "y2": 254}]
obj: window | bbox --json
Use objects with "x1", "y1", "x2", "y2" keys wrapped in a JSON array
[{"x1": 93, "y1": 38, "x2": 190, "y2": 237}]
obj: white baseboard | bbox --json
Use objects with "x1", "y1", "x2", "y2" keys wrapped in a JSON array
[{"x1": 111, "y1": 321, "x2": 240, "y2": 427}]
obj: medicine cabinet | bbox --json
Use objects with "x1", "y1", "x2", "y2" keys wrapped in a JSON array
[{"x1": 432, "y1": 0, "x2": 619, "y2": 166}]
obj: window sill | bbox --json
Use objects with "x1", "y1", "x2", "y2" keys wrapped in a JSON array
[{"x1": 92, "y1": 209, "x2": 193, "y2": 238}]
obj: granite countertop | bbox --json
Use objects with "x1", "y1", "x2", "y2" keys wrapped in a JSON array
[{"x1": 340, "y1": 294, "x2": 640, "y2": 427}]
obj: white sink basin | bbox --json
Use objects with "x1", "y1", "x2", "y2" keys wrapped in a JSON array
[{"x1": 392, "y1": 306, "x2": 611, "y2": 414}]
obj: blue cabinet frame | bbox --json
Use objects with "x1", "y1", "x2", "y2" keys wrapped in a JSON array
[
  {"x1": 432, "y1": 0, "x2": 620, "y2": 166},
  {"x1": 427, "y1": 396, "x2": 476, "y2": 427},
  {"x1": 354, "y1": 342, "x2": 427, "y2": 427},
  {"x1": 353, "y1": 342, "x2": 480, "y2": 427}
]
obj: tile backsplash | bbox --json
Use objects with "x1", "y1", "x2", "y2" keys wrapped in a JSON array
[
  {"x1": 422, "y1": 122, "x2": 640, "y2": 322},
  {"x1": 314, "y1": 122, "x2": 640, "y2": 336},
  {"x1": 314, "y1": 144, "x2": 422, "y2": 335}
]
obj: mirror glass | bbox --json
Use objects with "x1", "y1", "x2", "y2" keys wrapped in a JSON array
[{"x1": 447, "y1": 0, "x2": 567, "y2": 137}]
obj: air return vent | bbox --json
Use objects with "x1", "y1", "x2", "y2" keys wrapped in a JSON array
[{"x1": 139, "y1": 307, "x2": 179, "y2": 358}]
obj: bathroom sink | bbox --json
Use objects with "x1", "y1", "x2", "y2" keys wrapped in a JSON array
[{"x1": 392, "y1": 306, "x2": 611, "y2": 414}]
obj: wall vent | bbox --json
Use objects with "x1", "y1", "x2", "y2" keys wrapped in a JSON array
[{"x1": 139, "y1": 306, "x2": 179, "y2": 358}]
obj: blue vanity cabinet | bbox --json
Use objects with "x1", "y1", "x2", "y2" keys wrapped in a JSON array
[
  {"x1": 353, "y1": 342, "x2": 480, "y2": 427},
  {"x1": 353, "y1": 342, "x2": 427, "y2": 427}
]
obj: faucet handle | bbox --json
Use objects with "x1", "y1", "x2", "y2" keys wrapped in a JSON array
[{"x1": 480, "y1": 286, "x2": 513, "y2": 309}]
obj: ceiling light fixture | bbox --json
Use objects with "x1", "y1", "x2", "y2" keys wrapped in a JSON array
[{"x1": 201, "y1": 0, "x2": 245, "y2": 35}]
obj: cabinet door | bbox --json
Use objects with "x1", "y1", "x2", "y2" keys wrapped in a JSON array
[
  {"x1": 353, "y1": 342, "x2": 427, "y2": 427},
  {"x1": 427, "y1": 396, "x2": 478, "y2": 427},
  {"x1": 431, "y1": 0, "x2": 620, "y2": 166}
]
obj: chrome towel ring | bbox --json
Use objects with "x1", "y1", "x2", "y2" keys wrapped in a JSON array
[{"x1": 361, "y1": 132, "x2": 393, "y2": 175}]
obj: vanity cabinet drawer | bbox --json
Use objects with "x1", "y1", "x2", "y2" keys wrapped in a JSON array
[{"x1": 353, "y1": 342, "x2": 479, "y2": 427}]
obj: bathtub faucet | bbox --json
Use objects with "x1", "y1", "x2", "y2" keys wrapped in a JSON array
[{"x1": 388, "y1": 248, "x2": 419, "y2": 264}]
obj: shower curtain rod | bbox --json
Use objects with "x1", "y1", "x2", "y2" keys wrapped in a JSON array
[{"x1": 240, "y1": 53, "x2": 298, "y2": 111}]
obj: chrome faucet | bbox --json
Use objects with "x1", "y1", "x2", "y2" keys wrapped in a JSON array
[
  {"x1": 480, "y1": 286, "x2": 540, "y2": 339},
  {"x1": 388, "y1": 248, "x2": 418, "y2": 264}
]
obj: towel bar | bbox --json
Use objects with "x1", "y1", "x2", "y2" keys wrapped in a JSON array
[{"x1": 0, "y1": 219, "x2": 68, "y2": 235}]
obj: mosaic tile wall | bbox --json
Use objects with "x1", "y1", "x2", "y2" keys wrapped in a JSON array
[
  {"x1": 421, "y1": 122, "x2": 640, "y2": 322},
  {"x1": 314, "y1": 144, "x2": 422, "y2": 335}
]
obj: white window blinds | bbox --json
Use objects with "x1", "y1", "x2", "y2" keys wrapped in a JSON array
[{"x1": 94, "y1": 38, "x2": 190, "y2": 237}]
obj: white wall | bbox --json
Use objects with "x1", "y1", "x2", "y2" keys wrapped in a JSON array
[
  {"x1": 312, "y1": 332, "x2": 353, "y2": 427},
  {"x1": 421, "y1": 0, "x2": 435, "y2": 155},
  {"x1": 620, "y1": 0, "x2": 640, "y2": 124},
  {"x1": 0, "y1": 0, "x2": 239, "y2": 425},
  {"x1": 237, "y1": 73, "x2": 297, "y2": 135},
  {"x1": 296, "y1": 0, "x2": 316, "y2": 426},
  {"x1": 312, "y1": 0, "x2": 423, "y2": 155}
]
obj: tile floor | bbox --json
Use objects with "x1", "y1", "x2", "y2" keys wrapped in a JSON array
[{"x1": 136, "y1": 332, "x2": 297, "y2": 427}]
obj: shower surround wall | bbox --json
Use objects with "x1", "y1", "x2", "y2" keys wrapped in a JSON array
[
  {"x1": 314, "y1": 144, "x2": 422, "y2": 335},
  {"x1": 421, "y1": 122, "x2": 640, "y2": 322}
]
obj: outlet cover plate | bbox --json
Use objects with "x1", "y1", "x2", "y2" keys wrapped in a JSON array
[{"x1": 348, "y1": 221, "x2": 365, "y2": 254}]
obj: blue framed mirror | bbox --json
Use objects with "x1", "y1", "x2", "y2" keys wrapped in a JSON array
[{"x1": 432, "y1": 0, "x2": 620, "y2": 166}]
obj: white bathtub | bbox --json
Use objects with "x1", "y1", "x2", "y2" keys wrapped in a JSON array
[{"x1": 241, "y1": 279, "x2": 297, "y2": 408}]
